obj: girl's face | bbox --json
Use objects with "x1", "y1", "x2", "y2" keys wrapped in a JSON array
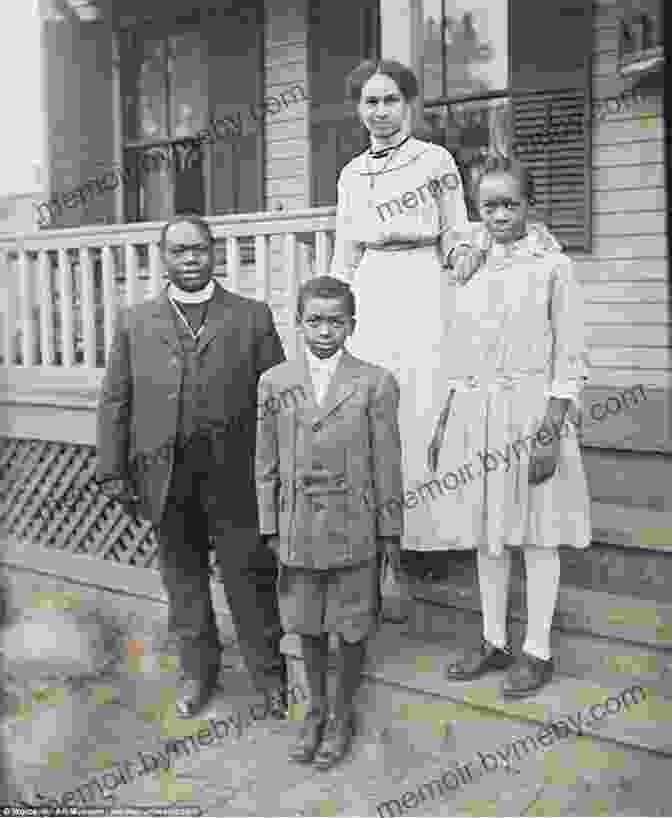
[
  {"x1": 358, "y1": 73, "x2": 408, "y2": 140},
  {"x1": 478, "y1": 172, "x2": 529, "y2": 244}
]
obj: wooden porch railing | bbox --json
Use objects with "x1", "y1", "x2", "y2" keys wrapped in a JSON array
[{"x1": 0, "y1": 207, "x2": 337, "y2": 373}]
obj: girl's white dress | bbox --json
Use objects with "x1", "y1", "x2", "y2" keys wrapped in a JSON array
[
  {"x1": 330, "y1": 137, "x2": 472, "y2": 550},
  {"x1": 426, "y1": 232, "x2": 592, "y2": 556}
]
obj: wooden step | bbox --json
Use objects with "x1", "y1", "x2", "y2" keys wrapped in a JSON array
[
  {"x1": 282, "y1": 625, "x2": 672, "y2": 759},
  {"x1": 407, "y1": 599, "x2": 672, "y2": 701}
]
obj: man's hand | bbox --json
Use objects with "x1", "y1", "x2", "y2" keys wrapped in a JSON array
[
  {"x1": 448, "y1": 245, "x2": 484, "y2": 284},
  {"x1": 378, "y1": 536, "x2": 402, "y2": 577},
  {"x1": 263, "y1": 534, "x2": 280, "y2": 554},
  {"x1": 100, "y1": 478, "x2": 141, "y2": 519}
]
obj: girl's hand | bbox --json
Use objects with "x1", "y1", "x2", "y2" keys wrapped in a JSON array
[{"x1": 528, "y1": 430, "x2": 561, "y2": 485}]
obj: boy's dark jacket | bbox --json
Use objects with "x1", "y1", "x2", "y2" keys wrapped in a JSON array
[{"x1": 256, "y1": 350, "x2": 403, "y2": 570}]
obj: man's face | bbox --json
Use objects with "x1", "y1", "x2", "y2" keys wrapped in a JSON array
[
  {"x1": 162, "y1": 221, "x2": 214, "y2": 291},
  {"x1": 298, "y1": 296, "x2": 354, "y2": 359}
]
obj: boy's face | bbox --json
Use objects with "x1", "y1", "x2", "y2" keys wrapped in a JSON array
[
  {"x1": 299, "y1": 296, "x2": 355, "y2": 359},
  {"x1": 478, "y1": 173, "x2": 529, "y2": 244}
]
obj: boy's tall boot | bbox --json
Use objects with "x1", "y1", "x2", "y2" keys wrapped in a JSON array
[
  {"x1": 313, "y1": 637, "x2": 365, "y2": 770},
  {"x1": 288, "y1": 635, "x2": 328, "y2": 763}
]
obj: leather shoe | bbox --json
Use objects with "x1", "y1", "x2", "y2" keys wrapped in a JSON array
[
  {"x1": 288, "y1": 709, "x2": 326, "y2": 763},
  {"x1": 265, "y1": 686, "x2": 287, "y2": 720},
  {"x1": 313, "y1": 713, "x2": 355, "y2": 770},
  {"x1": 502, "y1": 652, "x2": 554, "y2": 698},
  {"x1": 445, "y1": 639, "x2": 515, "y2": 681},
  {"x1": 175, "y1": 677, "x2": 216, "y2": 719}
]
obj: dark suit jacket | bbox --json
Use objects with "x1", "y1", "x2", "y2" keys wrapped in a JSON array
[
  {"x1": 256, "y1": 351, "x2": 403, "y2": 569},
  {"x1": 96, "y1": 282, "x2": 285, "y2": 528}
]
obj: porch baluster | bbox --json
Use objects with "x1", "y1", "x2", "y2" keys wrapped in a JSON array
[
  {"x1": 37, "y1": 250, "x2": 54, "y2": 366},
  {"x1": 226, "y1": 236, "x2": 240, "y2": 294},
  {"x1": 79, "y1": 247, "x2": 96, "y2": 367},
  {"x1": 101, "y1": 245, "x2": 116, "y2": 360},
  {"x1": 1, "y1": 251, "x2": 12, "y2": 365},
  {"x1": 314, "y1": 230, "x2": 333, "y2": 277},
  {"x1": 149, "y1": 242, "x2": 163, "y2": 297},
  {"x1": 18, "y1": 250, "x2": 36, "y2": 366},
  {"x1": 254, "y1": 234, "x2": 270, "y2": 303},
  {"x1": 57, "y1": 248, "x2": 74, "y2": 367},
  {"x1": 125, "y1": 243, "x2": 140, "y2": 306},
  {"x1": 284, "y1": 233, "x2": 300, "y2": 359}
]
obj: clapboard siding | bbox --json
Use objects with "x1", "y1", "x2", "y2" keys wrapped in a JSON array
[
  {"x1": 589, "y1": 324, "x2": 671, "y2": 347},
  {"x1": 594, "y1": 187, "x2": 666, "y2": 213},
  {"x1": 593, "y1": 139, "x2": 664, "y2": 167},
  {"x1": 264, "y1": 0, "x2": 309, "y2": 211},
  {"x1": 593, "y1": 163, "x2": 665, "y2": 190},
  {"x1": 574, "y1": 258, "x2": 667, "y2": 282}
]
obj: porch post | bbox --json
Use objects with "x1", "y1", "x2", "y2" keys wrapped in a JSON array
[{"x1": 379, "y1": 0, "x2": 424, "y2": 124}]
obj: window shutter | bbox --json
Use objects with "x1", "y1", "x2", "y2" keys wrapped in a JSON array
[
  {"x1": 509, "y1": 0, "x2": 592, "y2": 251},
  {"x1": 513, "y1": 88, "x2": 591, "y2": 251}
]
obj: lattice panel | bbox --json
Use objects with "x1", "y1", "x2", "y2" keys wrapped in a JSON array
[{"x1": 0, "y1": 438, "x2": 162, "y2": 569}]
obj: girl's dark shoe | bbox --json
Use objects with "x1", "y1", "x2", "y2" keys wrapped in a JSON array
[
  {"x1": 444, "y1": 639, "x2": 515, "y2": 681},
  {"x1": 502, "y1": 652, "x2": 554, "y2": 698},
  {"x1": 288, "y1": 710, "x2": 327, "y2": 763},
  {"x1": 313, "y1": 713, "x2": 356, "y2": 771}
]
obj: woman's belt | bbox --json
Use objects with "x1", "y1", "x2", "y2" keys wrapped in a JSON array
[
  {"x1": 363, "y1": 237, "x2": 439, "y2": 252},
  {"x1": 446, "y1": 371, "x2": 548, "y2": 393}
]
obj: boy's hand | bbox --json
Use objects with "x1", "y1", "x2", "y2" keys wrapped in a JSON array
[{"x1": 263, "y1": 534, "x2": 280, "y2": 553}]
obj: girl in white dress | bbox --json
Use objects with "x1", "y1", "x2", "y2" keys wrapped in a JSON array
[{"x1": 428, "y1": 156, "x2": 591, "y2": 697}]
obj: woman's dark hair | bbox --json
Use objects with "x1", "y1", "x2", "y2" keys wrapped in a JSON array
[
  {"x1": 474, "y1": 154, "x2": 536, "y2": 205},
  {"x1": 345, "y1": 59, "x2": 419, "y2": 103},
  {"x1": 296, "y1": 275, "x2": 356, "y2": 319}
]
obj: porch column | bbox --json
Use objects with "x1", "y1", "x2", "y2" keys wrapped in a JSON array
[{"x1": 379, "y1": 0, "x2": 424, "y2": 122}]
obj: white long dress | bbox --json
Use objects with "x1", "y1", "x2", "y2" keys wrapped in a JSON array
[
  {"x1": 330, "y1": 137, "x2": 472, "y2": 550},
  {"x1": 425, "y1": 232, "x2": 592, "y2": 556}
]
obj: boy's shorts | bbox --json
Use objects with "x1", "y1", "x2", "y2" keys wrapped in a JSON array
[{"x1": 278, "y1": 558, "x2": 380, "y2": 643}]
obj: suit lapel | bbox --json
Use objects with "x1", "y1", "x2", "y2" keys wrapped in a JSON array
[
  {"x1": 316, "y1": 352, "x2": 360, "y2": 422},
  {"x1": 195, "y1": 283, "x2": 236, "y2": 355},
  {"x1": 152, "y1": 291, "x2": 181, "y2": 355}
]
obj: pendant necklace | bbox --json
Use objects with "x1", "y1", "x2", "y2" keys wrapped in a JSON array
[{"x1": 365, "y1": 134, "x2": 411, "y2": 204}]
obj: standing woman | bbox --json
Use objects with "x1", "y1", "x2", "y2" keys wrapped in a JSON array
[
  {"x1": 427, "y1": 156, "x2": 591, "y2": 697},
  {"x1": 329, "y1": 59, "x2": 481, "y2": 554}
]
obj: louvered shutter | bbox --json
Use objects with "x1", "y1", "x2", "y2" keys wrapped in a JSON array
[{"x1": 509, "y1": 0, "x2": 593, "y2": 251}]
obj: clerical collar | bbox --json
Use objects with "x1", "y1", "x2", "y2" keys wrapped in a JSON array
[
  {"x1": 167, "y1": 280, "x2": 215, "y2": 304},
  {"x1": 369, "y1": 134, "x2": 411, "y2": 159}
]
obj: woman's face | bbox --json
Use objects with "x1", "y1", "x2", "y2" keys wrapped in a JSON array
[
  {"x1": 358, "y1": 73, "x2": 408, "y2": 139},
  {"x1": 478, "y1": 172, "x2": 529, "y2": 243}
]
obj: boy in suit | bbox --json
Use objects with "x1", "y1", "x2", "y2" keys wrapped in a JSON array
[{"x1": 256, "y1": 276, "x2": 403, "y2": 770}]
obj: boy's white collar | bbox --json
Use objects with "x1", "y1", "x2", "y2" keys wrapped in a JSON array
[{"x1": 305, "y1": 347, "x2": 344, "y2": 369}]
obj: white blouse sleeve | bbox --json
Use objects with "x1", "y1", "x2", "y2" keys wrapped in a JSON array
[
  {"x1": 329, "y1": 169, "x2": 365, "y2": 283},
  {"x1": 436, "y1": 149, "x2": 474, "y2": 267},
  {"x1": 548, "y1": 255, "x2": 590, "y2": 406}
]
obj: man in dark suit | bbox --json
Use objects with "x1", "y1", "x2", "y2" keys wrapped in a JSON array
[{"x1": 96, "y1": 214, "x2": 287, "y2": 718}]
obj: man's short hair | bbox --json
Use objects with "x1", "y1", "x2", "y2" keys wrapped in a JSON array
[
  {"x1": 159, "y1": 213, "x2": 214, "y2": 249},
  {"x1": 296, "y1": 275, "x2": 356, "y2": 319}
]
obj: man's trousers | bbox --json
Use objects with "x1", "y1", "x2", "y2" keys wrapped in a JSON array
[{"x1": 155, "y1": 439, "x2": 285, "y2": 690}]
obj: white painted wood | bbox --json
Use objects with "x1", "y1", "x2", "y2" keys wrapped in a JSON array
[
  {"x1": 124, "y1": 243, "x2": 140, "y2": 306},
  {"x1": 225, "y1": 236, "x2": 241, "y2": 294},
  {"x1": 588, "y1": 325, "x2": 671, "y2": 348},
  {"x1": 254, "y1": 234, "x2": 270, "y2": 302},
  {"x1": 283, "y1": 233, "x2": 300, "y2": 358},
  {"x1": 586, "y1": 301, "x2": 669, "y2": 325},
  {"x1": 57, "y1": 248, "x2": 74, "y2": 367},
  {"x1": 148, "y1": 242, "x2": 163, "y2": 297},
  {"x1": 583, "y1": 282, "x2": 670, "y2": 303},
  {"x1": 589, "y1": 347, "x2": 670, "y2": 370},
  {"x1": 0, "y1": 251, "x2": 12, "y2": 365},
  {"x1": 78, "y1": 247, "x2": 96, "y2": 367},
  {"x1": 314, "y1": 230, "x2": 332, "y2": 276},
  {"x1": 593, "y1": 164, "x2": 665, "y2": 191},
  {"x1": 594, "y1": 187, "x2": 667, "y2": 214},
  {"x1": 593, "y1": 211, "x2": 667, "y2": 236},
  {"x1": 100, "y1": 245, "x2": 116, "y2": 360},
  {"x1": 592, "y1": 235, "x2": 668, "y2": 259},
  {"x1": 18, "y1": 250, "x2": 36, "y2": 366},
  {"x1": 574, "y1": 258, "x2": 668, "y2": 283},
  {"x1": 37, "y1": 250, "x2": 54, "y2": 367},
  {"x1": 594, "y1": 140, "x2": 664, "y2": 167}
]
